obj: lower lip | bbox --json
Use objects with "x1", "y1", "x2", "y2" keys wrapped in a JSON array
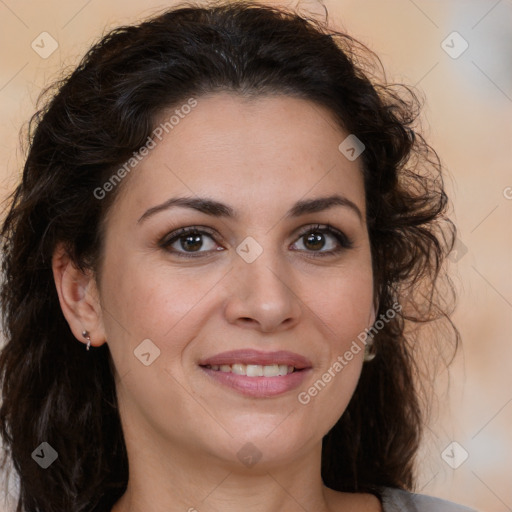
[{"x1": 200, "y1": 367, "x2": 311, "y2": 397}]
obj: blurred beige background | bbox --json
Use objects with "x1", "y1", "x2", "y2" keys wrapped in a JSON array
[{"x1": 0, "y1": 0, "x2": 511, "y2": 511}]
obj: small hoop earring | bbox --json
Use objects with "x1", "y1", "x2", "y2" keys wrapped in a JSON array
[
  {"x1": 82, "y1": 330, "x2": 91, "y2": 351},
  {"x1": 363, "y1": 341, "x2": 376, "y2": 362}
]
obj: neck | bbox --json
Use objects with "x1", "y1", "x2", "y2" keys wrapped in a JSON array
[{"x1": 111, "y1": 436, "x2": 336, "y2": 512}]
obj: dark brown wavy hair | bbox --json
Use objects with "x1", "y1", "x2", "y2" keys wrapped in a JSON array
[{"x1": 0, "y1": 1, "x2": 459, "y2": 511}]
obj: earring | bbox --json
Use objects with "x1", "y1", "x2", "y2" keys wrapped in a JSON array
[
  {"x1": 82, "y1": 330, "x2": 91, "y2": 351},
  {"x1": 363, "y1": 340, "x2": 376, "y2": 362}
]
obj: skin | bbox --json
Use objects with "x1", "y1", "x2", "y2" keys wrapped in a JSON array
[{"x1": 53, "y1": 93, "x2": 382, "y2": 512}]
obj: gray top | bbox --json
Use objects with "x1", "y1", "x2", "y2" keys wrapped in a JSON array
[{"x1": 380, "y1": 487, "x2": 478, "y2": 512}]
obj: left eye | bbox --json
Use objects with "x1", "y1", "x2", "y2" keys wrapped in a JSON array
[
  {"x1": 291, "y1": 224, "x2": 354, "y2": 256},
  {"x1": 159, "y1": 224, "x2": 353, "y2": 258}
]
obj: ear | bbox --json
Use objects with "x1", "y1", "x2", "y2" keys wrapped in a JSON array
[{"x1": 52, "y1": 242, "x2": 107, "y2": 349}]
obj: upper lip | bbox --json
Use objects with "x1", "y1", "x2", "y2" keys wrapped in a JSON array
[{"x1": 198, "y1": 349, "x2": 312, "y2": 370}]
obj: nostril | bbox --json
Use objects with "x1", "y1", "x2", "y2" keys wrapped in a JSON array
[{"x1": 240, "y1": 317, "x2": 257, "y2": 324}]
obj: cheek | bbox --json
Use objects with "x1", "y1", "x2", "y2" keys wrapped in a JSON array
[
  {"x1": 99, "y1": 260, "x2": 216, "y2": 429},
  {"x1": 297, "y1": 266, "x2": 372, "y2": 417},
  {"x1": 307, "y1": 264, "x2": 374, "y2": 341},
  {"x1": 99, "y1": 254, "x2": 222, "y2": 366}
]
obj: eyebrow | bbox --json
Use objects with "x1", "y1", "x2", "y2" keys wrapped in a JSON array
[{"x1": 137, "y1": 194, "x2": 363, "y2": 224}]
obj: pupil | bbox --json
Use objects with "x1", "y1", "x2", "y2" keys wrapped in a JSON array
[
  {"x1": 305, "y1": 232, "x2": 324, "y2": 250},
  {"x1": 182, "y1": 234, "x2": 202, "y2": 251}
]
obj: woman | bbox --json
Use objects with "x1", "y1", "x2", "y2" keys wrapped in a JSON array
[{"x1": 0, "y1": 1, "x2": 478, "y2": 511}]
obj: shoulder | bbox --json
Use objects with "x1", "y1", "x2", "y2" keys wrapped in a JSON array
[{"x1": 379, "y1": 487, "x2": 479, "y2": 512}]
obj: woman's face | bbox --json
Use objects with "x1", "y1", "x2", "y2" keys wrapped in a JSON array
[{"x1": 96, "y1": 93, "x2": 375, "y2": 470}]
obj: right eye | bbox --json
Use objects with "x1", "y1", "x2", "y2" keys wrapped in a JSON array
[{"x1": 159, "y1": 226, "x2": 224, "y2": 258}]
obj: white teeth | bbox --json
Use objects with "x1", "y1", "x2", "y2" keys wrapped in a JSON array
[
  {"x1": 263, "y1": 364, "x2": 279, "y2": 377},
  {"x1": 231, "y1": 363, "x2": 245, "y2": 375},
  {"x1": 206, "y1": 363, "x2": 296, "y2": 377},
  {"x1": 246, "y1": 364, "x2": 264, "y2": 377}
]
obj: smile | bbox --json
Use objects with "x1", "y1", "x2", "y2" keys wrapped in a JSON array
[{"x1": 198, "y1": 349, "x2": 312, "y2": 397}]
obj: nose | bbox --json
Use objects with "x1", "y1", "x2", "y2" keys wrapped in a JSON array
[{"x1": 223, "y1": 245, "x2": 302, "y2": 333}]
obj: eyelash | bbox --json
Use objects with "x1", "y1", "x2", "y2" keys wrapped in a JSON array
[{"x1": 158, "y1": 224, "x2": 354, "y2": 259}]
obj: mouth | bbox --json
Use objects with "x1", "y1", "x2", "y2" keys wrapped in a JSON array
[
  {"x1": 198, "y1": 349, "x2": 312, "y2": 372},
  {"x1": 198, "y1": 349, "x2": 312, "y2": 397}
]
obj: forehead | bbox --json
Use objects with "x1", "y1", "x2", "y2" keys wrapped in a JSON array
[{"x1": 109, "y1": 93, "x2": 366, "y2": 223}]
